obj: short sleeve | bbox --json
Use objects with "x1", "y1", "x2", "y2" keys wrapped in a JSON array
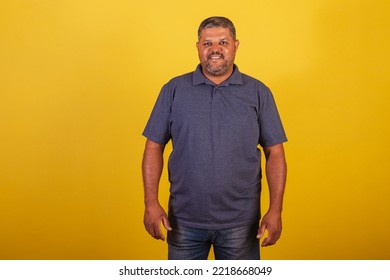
[
  {"x1": 258, "y1": 87, "x2": 288, "y2": 147},
  {"x1": 142, "y1": 83, "x2": 173, "y2": 144}
]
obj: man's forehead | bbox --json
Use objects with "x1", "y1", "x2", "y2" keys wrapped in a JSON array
[{"x1": 199, "y1": 27, "x2": 233, "y2": 39}]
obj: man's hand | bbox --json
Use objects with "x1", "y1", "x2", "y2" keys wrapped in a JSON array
[
  {"x1": 144, "y1": 203, "x2": 172, "y2": 241},
  {"x1": 256, "y1": 210, "x2": 282, "y2": 247}
]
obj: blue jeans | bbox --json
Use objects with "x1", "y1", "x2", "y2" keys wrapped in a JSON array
[{"x1": 167, "y1": 224, "x2": 260, "y2": 260}]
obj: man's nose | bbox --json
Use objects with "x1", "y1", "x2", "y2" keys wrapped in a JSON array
[{"x1": 210, "y1": 43, "x2": 222, "y2": 52}]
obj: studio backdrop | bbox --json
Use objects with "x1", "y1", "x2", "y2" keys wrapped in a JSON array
[{"x1": 1, "y1": 0, "x2": 389, "y2": 259}]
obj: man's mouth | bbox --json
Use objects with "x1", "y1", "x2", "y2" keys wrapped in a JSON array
[{"x1": 208, "y1": 53, "x2": 224, "y2": 61}]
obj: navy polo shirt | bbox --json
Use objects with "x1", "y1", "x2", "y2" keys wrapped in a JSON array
[{"x1": 143, "y1": 64, "x2": 287, "y2": 229}]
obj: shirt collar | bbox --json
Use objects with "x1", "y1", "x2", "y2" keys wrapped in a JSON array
[{"x1": 193, "y1": 64, "x2": 243, "y2": 86}]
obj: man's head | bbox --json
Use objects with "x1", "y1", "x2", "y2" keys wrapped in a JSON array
[{"x1": 196, "y1": 17, "x2": 239, "y2": 83}]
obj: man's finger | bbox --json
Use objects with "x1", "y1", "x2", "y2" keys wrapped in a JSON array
[
  {"x1": 256, "y1": 223, "x2": 266, "y2": 239},
  {"x1": 153, "y1": 224, "x2": 165, "y2": 241},
  {"x1": 162, "y1": 216, "x2": 172, "y2": 231},
  {"x1": 261, "y1": 229, "x2": 280, "y2": 246}
]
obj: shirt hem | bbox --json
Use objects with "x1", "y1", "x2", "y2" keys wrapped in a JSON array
[{"x1": 170, "y1": 218, "x2": 260, "y2": 230}]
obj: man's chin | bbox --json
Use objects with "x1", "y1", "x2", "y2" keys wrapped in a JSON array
[{"x1": 205, "y1": 65, "x2": 228, "y2": 77}]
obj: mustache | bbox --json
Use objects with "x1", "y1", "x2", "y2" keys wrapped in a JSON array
[{"x1": 208, "y1": 52, "x2": 225, "y2": 59}]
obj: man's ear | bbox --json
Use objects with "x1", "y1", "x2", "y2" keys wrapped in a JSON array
[{"x1": 235, "y1": 39, "x2": 240, "y2": 50}]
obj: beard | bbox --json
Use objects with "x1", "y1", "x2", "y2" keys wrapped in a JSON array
[
  {"x1": 202, "y1": 52, "x2": 233, "y2": 77},
  {"x1": 205, "y1": 62, "x2": 229, "y2": 76}
]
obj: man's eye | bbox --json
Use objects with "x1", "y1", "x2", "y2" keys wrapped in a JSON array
[
  {"x1": 203, "y1": 42, "x2": 211, "y2": 46},
  {"x1": 220, "y1": 41, "x2": 228, "y2": 45}
]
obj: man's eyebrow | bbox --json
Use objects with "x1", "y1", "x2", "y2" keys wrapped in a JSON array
[{"x1": 202, "y1": 37, "x2": 228, "y2": 41}]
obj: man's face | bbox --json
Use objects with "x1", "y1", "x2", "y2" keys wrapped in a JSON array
[{"x1": 196, "y1": 27, "x2": 239, "y2": 78}]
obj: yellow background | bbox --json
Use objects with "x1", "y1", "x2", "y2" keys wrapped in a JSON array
[{"x1": 1, "y1": 0, "x2": 389, "y2": 259}]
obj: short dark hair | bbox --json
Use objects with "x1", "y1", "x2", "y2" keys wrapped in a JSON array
[{"x1": 198, "y1": 16, "x2": 237, "y2": 40}]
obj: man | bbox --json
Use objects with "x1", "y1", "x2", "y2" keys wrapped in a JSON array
[{"x1": 142, "y1": 16, "x2": 287, "y2": 260}]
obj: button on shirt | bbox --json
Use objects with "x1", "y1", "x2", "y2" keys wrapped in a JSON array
[{"x1": 143, "y1": 64, "x2": 287, "y2": 229}]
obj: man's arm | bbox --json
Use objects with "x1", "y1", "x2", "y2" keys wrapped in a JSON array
[
  {"x1": 257, "y1": 143, "x2": 287, "y2": 246},
  {"x1": 142, "y1": 139, "x2": 171, "y2": 241}
]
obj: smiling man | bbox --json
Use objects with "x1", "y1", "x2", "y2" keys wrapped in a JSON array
[
  {"x1": 142, "y1": 16, "x2": 287, "y2": 260},
  {"x1": 196, "y1": 24, "x2": 239, "y2": 82}
]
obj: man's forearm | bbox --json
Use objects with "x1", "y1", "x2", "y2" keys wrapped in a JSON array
[
  {"x1": 264, "y1": 144, "x2": 287, "y2": 213},
  {"x1": 142, "y1": 139, "x2": 171, "y2": 240},
  {"x1": 142, "y1": 139, "x2": 165, "y2": 206}
]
